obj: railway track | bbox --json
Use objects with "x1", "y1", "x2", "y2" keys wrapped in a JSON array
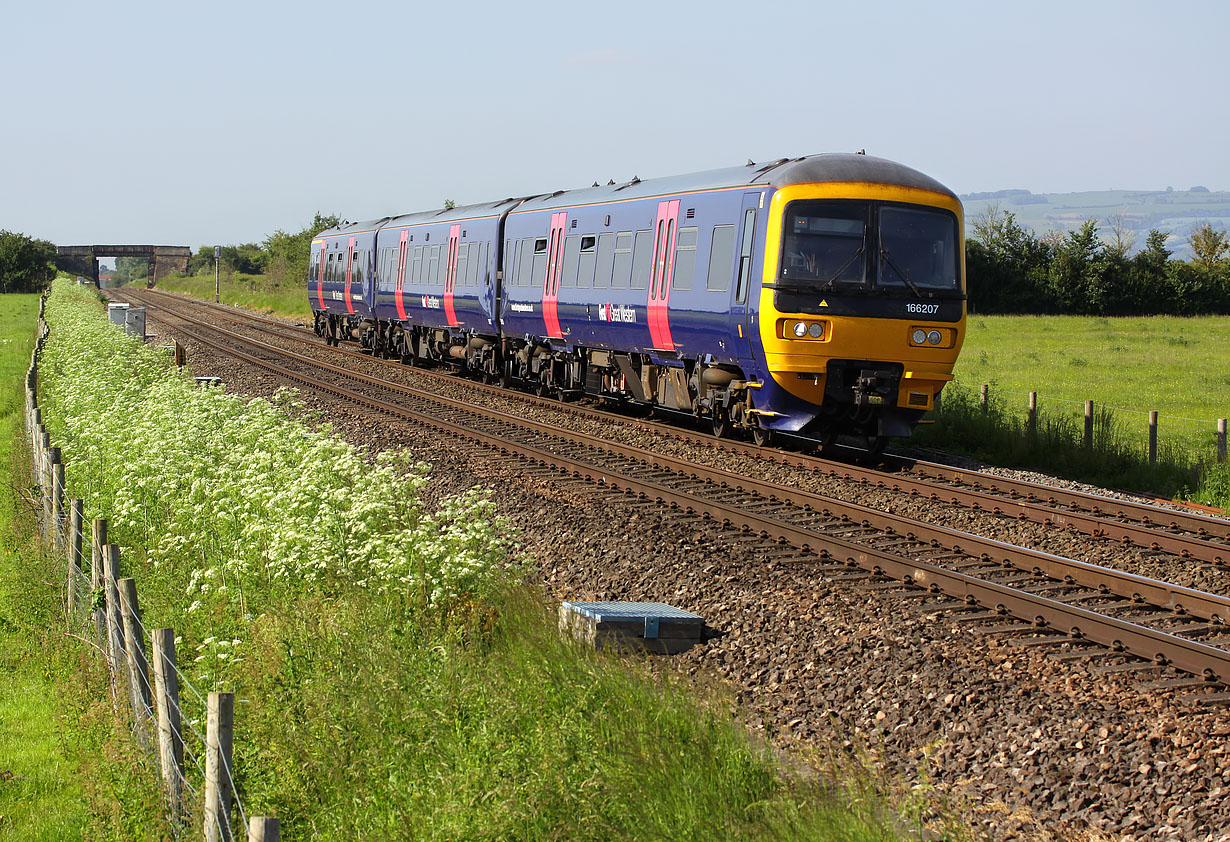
[
  {"x1": 131, "y1": 288, "x2": 1230, "y2": 568},
  {"x1": 122, "y1": 290, "x2": 1230, "y2": 698}
]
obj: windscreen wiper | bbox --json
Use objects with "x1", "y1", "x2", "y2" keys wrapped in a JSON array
[{"x1": 879, "y1": 247, "x2": 923, "y2": 298}]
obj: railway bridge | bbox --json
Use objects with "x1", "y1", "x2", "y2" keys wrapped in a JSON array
[{"x1": 55, "y1": 244, "x2": 192, "y2": 287}]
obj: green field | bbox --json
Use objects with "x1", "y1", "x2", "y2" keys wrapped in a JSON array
[
  {"x1": 953, "y1": 315, "x2": 1230, "y2": 455},
  {"x1": 0, "y1": 294, "x2": 94, "y2": 841}
]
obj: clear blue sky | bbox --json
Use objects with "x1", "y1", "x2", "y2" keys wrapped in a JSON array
[{"x1": 3, "y1": 0, "x2": 1226, "y2": 248}]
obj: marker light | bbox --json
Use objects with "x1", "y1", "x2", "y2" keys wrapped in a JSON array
[
  {"x1": 912, "y1": 329, "x2": 927, "y2": 344},
  {"x1": 927, "y1": 330, "x2": 943, "y2": 345},
  {"x1": 808, "y1": 322, "x2": 823, "y2": 338}
]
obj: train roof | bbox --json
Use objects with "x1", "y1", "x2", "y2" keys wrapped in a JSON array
[
  {"x1": 314, "y1": 197, "x2": 532, "y2": 240},
  {"x1": 315, "y1": 154, "x2": 956, "y2": 238},
  {"x1": 511, "y1": 153, "x2": 957, "y2": 214}
]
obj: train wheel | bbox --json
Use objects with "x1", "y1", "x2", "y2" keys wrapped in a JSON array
[
  {"x1": 711, "y1": 408, "x2": 731, "y2": 439},
  {"x1": 863, "y1": 434, "x2": 889, "y2": 458},
  {"x1": 751, "y1": 426, "x2": 774, "y2": 447}
]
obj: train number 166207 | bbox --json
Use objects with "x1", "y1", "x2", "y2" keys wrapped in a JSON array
[{"x1": 906, "y1": 303, "x2": 940, "y2": 314}]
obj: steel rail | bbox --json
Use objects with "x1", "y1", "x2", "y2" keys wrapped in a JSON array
[
  {"x1": 140, "y1": 299, "x2": 1230, "y2": 684},
  {"x1": 131, "y1": 290, "x2": 1229, "y2": 560}
]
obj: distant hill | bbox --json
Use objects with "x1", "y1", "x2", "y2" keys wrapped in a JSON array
[{"x1": 959, "y1": 187, "x2": 1230, "y2": 258}]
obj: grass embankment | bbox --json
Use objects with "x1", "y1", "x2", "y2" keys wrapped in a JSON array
[
  {"x1": 152, "y1": 272, "x2": 310, "y2": 321},
  {"x1": 0, "y1": 294, "x2": 160, "y2": 841},
  {"x1": 36, "y1": 279, "x2": 922, "y2": 841},
  {"x1": 912, "y1": 315, "x2": 1230, "y2": 508},
  {"x1": 0, "y1": 293, "x2": 89, "y2": 840}
]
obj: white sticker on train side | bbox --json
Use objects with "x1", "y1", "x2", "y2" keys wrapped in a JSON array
[
  {"x1": 331, "y1": 291, "x2": 343, "y2": 301},
  {"x1": 596, "y1": 302, "x2": 636, "y2": 323},
  {"x1": 509, "y1": 302, "x2": 534, "y2": 313},
  {"x1": 422, "y1": 295, "x2": 441, "y2": 309}
]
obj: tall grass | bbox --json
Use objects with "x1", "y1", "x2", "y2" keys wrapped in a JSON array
[
  {"x1": 36, "y1": 279, "x2": 925, "y2": 841},
  {"x1": 153, "y1": 272, "x2": 311, "y2": 321},
  {"x1": 912, "y1": 383, "x2": 1227, "y2": 506}
]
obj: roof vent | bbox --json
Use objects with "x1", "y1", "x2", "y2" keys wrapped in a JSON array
[
  {"x1": 746, "y1": 159, "x2": 755, "y2": 167},
  {"x1": 857, "y1": 149, "x2": 866, "y2": 155},
  {"x1": 607, "y1": 179, "x2": 615, "y2": 186},
  {"x1": 614, "y1": 176, "x2": 641, "y2": 192}
]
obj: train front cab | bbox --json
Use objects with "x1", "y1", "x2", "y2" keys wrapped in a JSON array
[{"x1": 753, "y1": 181, "x2": 966, "y2": 447}]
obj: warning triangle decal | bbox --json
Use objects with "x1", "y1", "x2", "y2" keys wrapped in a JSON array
[{"x1": 818, "y1": 299, "x2": 829, "y2": 307}]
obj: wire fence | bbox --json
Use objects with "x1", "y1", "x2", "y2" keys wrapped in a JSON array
[
  {"x1": 947, "y1": 380, "x2": 1229, "y2": 465},
  {"x1": 25, "y1": 293, "x2": 279, "y2": 842}
]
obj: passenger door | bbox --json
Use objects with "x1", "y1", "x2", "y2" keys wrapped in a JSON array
[{"x1": 728, "y1": 192, "x2": 762, "y2": 363}]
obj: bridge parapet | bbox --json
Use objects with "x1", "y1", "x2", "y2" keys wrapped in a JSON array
[{"x1": 55, "y1": 245, "x2": 192, "y2": 286}]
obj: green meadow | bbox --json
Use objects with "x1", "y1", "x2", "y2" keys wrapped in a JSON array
[{"x1": 953, "y1": 315, "x2": 1230, "y2": 454}]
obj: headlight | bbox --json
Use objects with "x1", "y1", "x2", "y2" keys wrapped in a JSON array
[
  {"x1": 793, "y1": 321, "x2": 808, "y2": 337},
  {"x1": 808, "y1": 322, "x2": 823, "y2": 338},
  {"x1": 912, "y1": 329, "x2": 927, "y2": 345},
  {"x1": 927, "y1": 330, "x2": 943, "y2": 345}
]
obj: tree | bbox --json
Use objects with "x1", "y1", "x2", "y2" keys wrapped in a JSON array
[
  {"x1": 1047, "y1": 220, "x2": 1107, "y2": 314},
  {"x1": 114, "y1": 256, "x2": 151, "y2": 287},
  {"x1": 1103, "y1": 211, "x2": 1137, "y2": 260},
  {"x1": 1188, "y1": 222, "x2": 1229, "y2": 271},
  {"x1": 0, "y1": 230, "x2": 56, "y2": 293},
  {"x1": 263, "y1": 212, "x2": 340, "y2": 286}
]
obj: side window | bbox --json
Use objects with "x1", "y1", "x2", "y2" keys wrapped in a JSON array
[
  {"x1": 475, "y1": 242, "x2": 487, "y2": 286},
  {"x1": 561, "y1": 235, "x2": 580, "y2": 288},
  {"x1": 531, "y1": 238, "x2": 548, "y2": 290},
  {"x1": 411, "y1": 246, "x2": 423, "y2": 284},
  {"x1": 736, "y1": 209, "x2": 757, "y2": 304},
  {"x1": 504, "y1": 239, "x2": 513, "y2": 286},
  {"x1": 611, "y1": 232, "x2": 633, "y2": 289},
  {"x1": 429, "y1": 245, "x2": 441, "y2": 285},
  {"x1": 630, "y1": 230, "x2": 653, "y2": 290},
  {"x1": 456, "y1": 242, "x2": 469, "y2": 287},
  {"x1": 325, "y1": 252, "x2": 333, "y2": 285},
  {"x1": 673, "y1": 226, "x2": 698, "y2": 291},
  {"x1": 577, "y1": 235, "x2": 596, "y2": 289},
  {"x1": 518, "y1": 237, "x2": 535, "y2": 286},
  {"x1": 593, "y1": 232, "x2": 614, "y2": 289},
  {"x1": 706, "y1": 225, "x2": 736, "y2": 292}
]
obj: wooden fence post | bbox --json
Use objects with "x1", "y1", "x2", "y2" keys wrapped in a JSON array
[
  {"x1": 102, "y1": 544, "x2": 127, "y2": 702},
  {"x1": 1084, "y1": 401, "x2": 1094, "y2": 450},
  {"x1": 151, "y1": 628, "x2": 185, "y2": 823},
  {"x1": 118, "y1": 577, "x2": 154, "y2": 732},
  {"x1": 1027, "y1": 391, "x2": 1037, "y2": 436},
  {"x1": 1149, "y1": 411, "x2": 1158, "y2": 465},
  {"x1": 52, "y1": 461, "x2": 65, "y2": 552},
  {"x1": 248, "y1": 817, "x2": 279, "y2": 842},
  {"x1": 980, "y1": 384, "x2": 989, "y2": 414},
  {"x1": 29, "y1": 408, "x2": 40, "y2": 480},
  {"x1": 1219, "y1": 419, "x2": 1227, "y2": 463},
  {"x1": 91, "y1": 519, "x2": 108, "y2": 644},
  {"x1": 67, "y1": 499, "x2": 84, "y2": 616},
  {"x1": 204, "y1": 692, "x2": 235, "y2": 842},
  {"x1": 43, "y1": 444, "x2": 58, "y2": 541}
]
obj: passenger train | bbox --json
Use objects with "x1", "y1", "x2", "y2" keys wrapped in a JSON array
[{"x1": 308, "y1": 153, "x2": 965, "y2": 450}]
